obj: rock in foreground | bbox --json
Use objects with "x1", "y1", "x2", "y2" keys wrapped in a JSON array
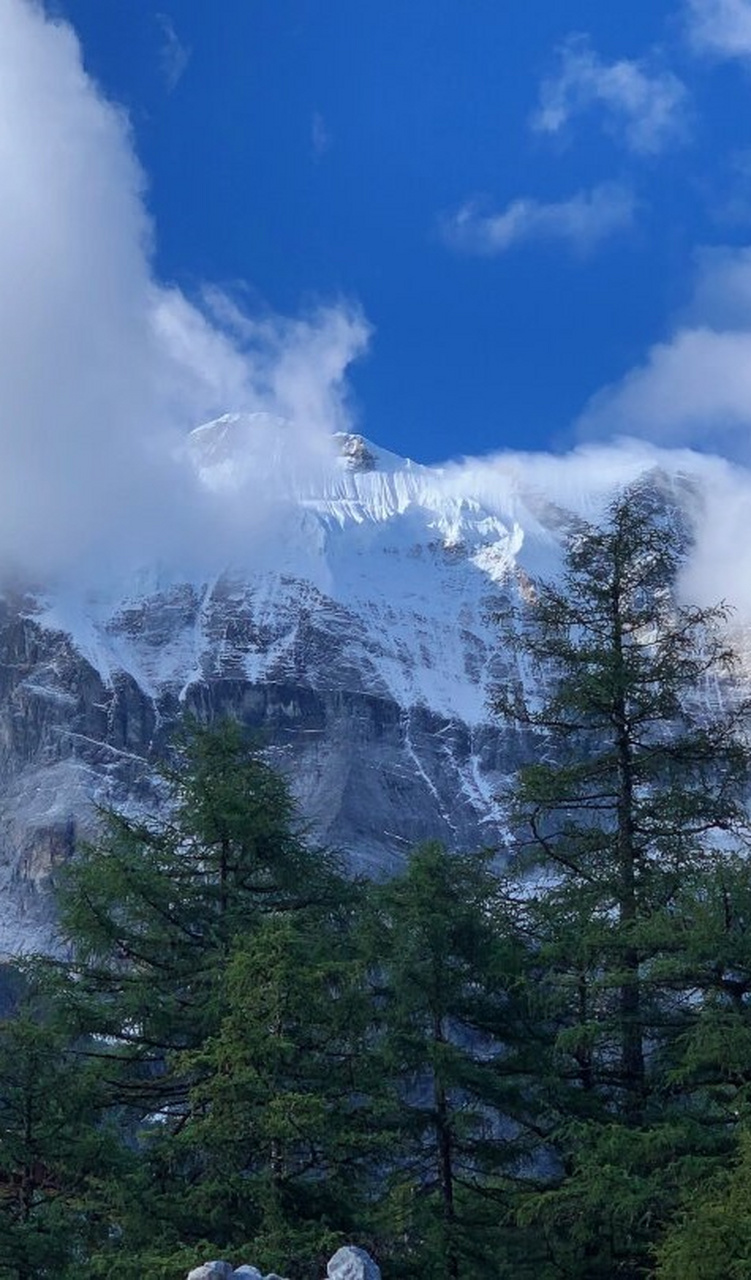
[{"x1": 186, "y1": 1246, "x2": 381, "y2": 1280}]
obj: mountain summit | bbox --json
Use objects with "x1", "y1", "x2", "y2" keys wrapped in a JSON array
[{"x1": 0, "y1": 416, "x2": 717, "y2": 954}]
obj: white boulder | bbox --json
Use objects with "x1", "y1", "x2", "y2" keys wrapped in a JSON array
[
  {"x1": 187, "y1": 1266, "x2": 233, "y2": 1280},
  {"x1": 327, "y1": 1246, "x2": 381, "y2": 1280}
]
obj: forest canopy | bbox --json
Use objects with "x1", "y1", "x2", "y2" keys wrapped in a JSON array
[{"x1": 2, "y1": 491, "x2": 751, "y2": 1280}]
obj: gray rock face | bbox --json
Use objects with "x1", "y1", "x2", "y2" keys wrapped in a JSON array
[
  {"x1": 0, "y1": 569, "x2": 520, "y2": 954},
  {"x1": 0, "y1": 606, "x2": 163, "y2": 954}
]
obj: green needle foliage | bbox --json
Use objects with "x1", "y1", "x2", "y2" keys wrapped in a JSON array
[
  {"x1": 367, "y1": 841, "x2": 539, "y2": 1279},
  {"x1": 38, "y1": 718, "x2": 359, "y2": 1273},
  {"x1": 0, "y1": 987, "x2": 127, "y2": 1280},
  {"x1": 51, "y1": 718, "x2": 346, "y2": 1118},
  {"x1": 5, "y1": 487, "x2": 751, "y2": 1278},
  {"x1": 655, "y1": 1130, "x2": 751, "y2": 1279},
  {"x1": 176, "y1": 898, "x2": 379, "y2": 1277},
  {"x1": 493, "y1": 485, "x2": 751, "y2": 1276}
]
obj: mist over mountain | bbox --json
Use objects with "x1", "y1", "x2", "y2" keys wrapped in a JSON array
[
  {"x1": 0, "y1": 0, "x2": 748, "y2": 610},
  {"x1": 0, "y1": 414, "x2": 746, "y2": 957}
]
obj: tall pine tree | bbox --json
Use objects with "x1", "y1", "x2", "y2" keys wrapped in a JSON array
[
  {"x1": 367, "y1": 841, "x2": 538, "y2": 1280},
  {"x1": 493, "y1": 486, "x2": 751, "y2": 1276},
  {"x1": 41, "y1": 718, "x2": 356, "y2": 1274},
  {"x1": 51, "y1": 718, "x2": 345, "y2": 1118}
]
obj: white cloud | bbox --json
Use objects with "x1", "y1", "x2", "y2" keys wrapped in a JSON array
[
  {"x1": 311, "y1": 111, "x2": 332, "y2": 160},
  {"x1": 676, "y1": 454, "x2": 751, "y2": 619},
  {"x1": 532, "y1": 34, "x2": 689, "y2": 155},
  {"x1": 577, "y1": 246, "x2": 751, "y2": 457},
  {"x1": 442, "y1": 183, "x2": 636, "y2": 256},
  {"x1": 156, "y1": 13, "x2": 191, "y2": 91},
  {"x1": 157, "y1": 287, "x2": 369, "y2": 441},
  {"x1": 579, "y1": 327, "x2": 751, "y2": 446},
  {"x1": 0, "y1": 0, "x2": 369, "y2": 583},
  {"x1": 686, "y1": 0, "x2": 751, "y2": 59},
  {"x1": 434, "y1": 436, "x2": 751, "y2": 621},
  {"x1": 684, "y1": 244, "x2": 751, "y2": 325},
  {"x1": 7, "y1": 0, "x2": 751, "y2": 639}
]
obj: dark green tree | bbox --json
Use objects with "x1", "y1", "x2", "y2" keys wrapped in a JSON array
[
  {"x1": 52, "y1": 718, "x2": 345, "y2": 1119},
  {"x1": 41, "y1": 718, "x2": 356, "y2": 1273},
  {"x1": 640, "y1": 853, "x2": 751, "y2": 1279},
  {"x1": 368, "y1": 841, "x2": 539, "y2": 1280},
  {"x1": 493, "y1": 487, "x2": 751, "y2": 1275},
  {"x1": 655, "y1": 1129, "x2": 751, "y2": 1279},
  {"x1": 0, "y1": 984, "x2": 126, "y2": 1280},
  {"x1": 173, "y1": 897, "x2": 380, "y2": 1277}
]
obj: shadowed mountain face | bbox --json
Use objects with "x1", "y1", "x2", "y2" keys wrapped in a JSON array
[
  {"x1": 0, "y1": 420, "x2": 705, "y2": 954},
  {"x1": 0, "y1": 577, "x2": 518, "y2": 956}
]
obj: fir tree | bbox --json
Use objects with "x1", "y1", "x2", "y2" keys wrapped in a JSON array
[
  {"x1": 52, "y1": 717, "x2": 345, "y2": 1119},
  {"x1": 493, "y1": 486, "x2": 751, "y2": 1275},
  {"x1": 368, "y1": 841, "x2": 537, "y2": 1280},
  {"x1": 655, "y1": 1129, "x2": 751, "y2": 1279},
  {"x1": 0, "y1": 983, "x2": 126, "y2": 1280},
  {"x1": 173, "y1": 897, "x2": 379, "y2": 1277},
  {"x1": 42, "y1": 718, "x2": 355, "y2": 1272}
]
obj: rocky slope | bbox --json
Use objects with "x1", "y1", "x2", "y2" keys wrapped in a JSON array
[{"x1": 0, "y1": 415, "x2": 708, "y2": 954}]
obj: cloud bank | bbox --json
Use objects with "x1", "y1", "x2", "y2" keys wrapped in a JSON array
[
  {"x1": 5, "y1": 0, "x2": 751, "y2": 637},
  {"x1": 0, "y1": 0, "x2": 368, "y2": 583},
  {"x1": 569, "y1": 244, "x2": 751, "y2": 619},
  {"x1": 532, "y1": 34, "x2": 689, "y2": 155},
  {"x1": 442, "y1": 437, "x2": 751, "y2": 623},
  {"x1": 442, "y1": 183, "x2": 636, "y2": 256}
]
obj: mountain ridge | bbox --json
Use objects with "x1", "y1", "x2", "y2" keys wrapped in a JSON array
[{"x1": 0, "y1": 416, "x2": 725, "y2": 955}]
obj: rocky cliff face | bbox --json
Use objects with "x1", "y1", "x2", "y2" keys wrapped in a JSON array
[
  {"x1": 0, "y1": 575, "x2": 516, "y2": 955},
  {"x1": 0, "y1": 419, "x2": 708, "y2": 954}
]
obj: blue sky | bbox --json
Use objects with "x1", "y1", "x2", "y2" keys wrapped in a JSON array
[
  {"x1": 4, "y1": 0, "x2": 751, "y2": 606},
  {"x1": 48, "y1": 0, "x2": 751, "y2": 464}
]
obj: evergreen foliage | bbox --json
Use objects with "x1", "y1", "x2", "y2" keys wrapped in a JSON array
[
  {"x1": 51, "y1": 718, "x2": 345, "y2": 1118},
  {"x1": 174, "y1": 893, "x2": 379, "y2": 1275},
  {"x1": 0, "y1": 987, "x2": 127, "y2": 1280},
  {"x1": 35, "y1": 719, "x2": 362, "y2": 1275},
  {"x1": 3, "y1": 488, "x2": 751, "y2": 1277},
  {"x1": 493, "y1": 486, "x2": 751, "y2": 1275},
  {"x1": 367, "y1": 841, "x2": 537, "y2": 1279}
]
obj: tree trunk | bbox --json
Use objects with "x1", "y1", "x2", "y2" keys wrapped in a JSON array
[
  {"x1": 612, "y1": 573, "x2": 645, "y2": 1124},
  {"x1": 433, "y1": 1014, "x2": 459, "y2": 1279}
]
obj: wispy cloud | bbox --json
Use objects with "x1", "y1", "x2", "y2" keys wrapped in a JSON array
[
  {"x1": 532, "y1": 34, "x2": 689, "y2": 155},
  {"x1": 156, "y1": 13, "x2": 190, "y2": 92},
  {"x1": 578, "y1": 246, "x2": 751, "y2": 457},
  {"x1": 311, "y1": 111, "x2": 332, "y2": 160},
  {"x1": 686, "y1": 0, "x2": 751, "y2": 58},
  {"x1": 442, "y1": 183, "x2": 636, "y2": 256}
]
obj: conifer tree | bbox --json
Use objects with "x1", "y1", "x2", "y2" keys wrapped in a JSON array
[
  {"x1": 493, "y1": 486, "x2": 751, "y2": 1275},
  {"x1": 172, "y1": 897, "x2": 379, "y2": 1276},
  {"x1": 368, "y1": 841, "x2": 537, "y2": 1280},
  {"x1": 0, "y1": 984, "x2": 126, "y2": 1280},
  {"x1": 655, "y1": 1129, "x2": 751, "y2": 1279},
  {"x1": 41, "y1": 718, "x2": 357, "y2": 1272},
  {"x1": 52, "y1": 718, "x2": 345, "y2": 1120}
]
